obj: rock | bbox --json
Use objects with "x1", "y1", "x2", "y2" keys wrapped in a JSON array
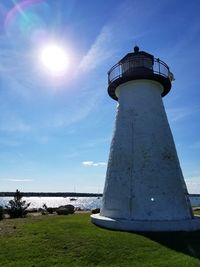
[
  {"x1": 41, "y1": 210, "x2": 48, "y2": 215},
  {"x1": 75, "y1": 207, "x2": 82, "y2": 211},
  {"x1": 91, "y1": 208, "x2": 100, "y2": 214},
  {"x1": 27, "y1": 208, "x2": 38, "y2": 213},
  {"x1": 46, "y1": 207, "x2": 57, "y2": 214},
  {"x1": 38, "y1": 208, "x2": 44, "y2": 212},
  {"x1": 56, "y1": 205, "x2": 74, "y2": 215},
  {"x1": 42, "y1": 204, "x2": 58, "y2": 214}
]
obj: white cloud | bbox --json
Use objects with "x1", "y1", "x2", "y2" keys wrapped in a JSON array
[
  {"x1": 5, "y1": 179, "x2": 33, "y2": 182},
  {"x1": 79, "y1": 26, "x2": 115, "y2": 72},
  {"x1": 78, "y1": 0, "x2": 153, "y2": 74},
  {"x1": 82, "y1": 161, "x2": 107, "y2": 167},
  {"x1": 82, "y1": 161, "x2": 94, "y2": 166},
  {"x1": 49, "y1": 97, "x2": 100, "y2": 128},
  {"x1": 185, "y1": 176, "x2": 200, "y2": 194},
  {"x1": 166, "y1": 107, "x2": 200, "y2": 123}
]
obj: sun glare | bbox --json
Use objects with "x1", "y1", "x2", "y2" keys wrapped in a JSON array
[{"x1": 39, "y1": 43, "x2": 69, "y2": 76}]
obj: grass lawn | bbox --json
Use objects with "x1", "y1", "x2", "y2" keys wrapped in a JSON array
[{"x1": 0, "y1": 213, "x2": 200, "y2": 267}]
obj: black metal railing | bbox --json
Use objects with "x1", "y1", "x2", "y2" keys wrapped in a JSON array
[{"x1": 108, "y1": 57, "x2": 173, "y2": 84}]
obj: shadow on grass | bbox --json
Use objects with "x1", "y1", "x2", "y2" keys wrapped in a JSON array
[{"x1": 140, "y1": 231, "x2": 200, "y2": 259}]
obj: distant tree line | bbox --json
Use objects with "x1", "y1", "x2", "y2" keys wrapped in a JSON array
[{"x1": 0, "y1": 192, "x2": 103, "y2": 197}]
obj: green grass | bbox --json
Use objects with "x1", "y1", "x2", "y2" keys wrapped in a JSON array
[{"x1": 0, "y1": 213, "x2": 200, "y2": 267}]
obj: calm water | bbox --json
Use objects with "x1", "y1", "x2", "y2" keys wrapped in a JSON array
[
  {"x1": 0, "y1": 196, "x2": 200, "y2": 210},
  {"x1": 0, "y1": 197, "x2": 102, "y2": 210}
]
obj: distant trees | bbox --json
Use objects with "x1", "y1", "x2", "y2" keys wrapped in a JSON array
[{"x1": 6, "y1": 189, "x2": 30, "y2": 218}]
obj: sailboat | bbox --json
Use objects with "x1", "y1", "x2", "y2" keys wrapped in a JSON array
[
  {"x1": 70, "y1": 186, "x2": 77, "y2": 201},
  {"x1": 70, "y1": 197, "x2": 77, "y2": 201},
  {"x1": 97, "y1": 188, "x2": 101, "y2": 199}
]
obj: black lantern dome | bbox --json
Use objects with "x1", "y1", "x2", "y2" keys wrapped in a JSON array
[{"x1": 108, "y1": 47, "x2": 173, "y2": 100}]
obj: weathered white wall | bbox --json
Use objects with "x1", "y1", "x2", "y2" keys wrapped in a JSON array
[{"x1": 100, "y1": 79, "x2": 193, "y2": 222}]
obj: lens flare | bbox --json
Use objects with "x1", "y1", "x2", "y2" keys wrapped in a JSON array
[
  {"x1": 4, "y1": 0, "x2": 49, "y2": 42},
  {"x1": 5, "y1": 0, "x2": 43, "y2": 28}
]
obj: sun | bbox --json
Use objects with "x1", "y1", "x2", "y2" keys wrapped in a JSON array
[{"x1": 39, "y1": 43, "x2": 69, "y2": 76}]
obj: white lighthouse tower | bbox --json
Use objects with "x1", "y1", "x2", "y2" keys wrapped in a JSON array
[{"x1": 91, "y1": 46, "x2": 200, "y2": 231}]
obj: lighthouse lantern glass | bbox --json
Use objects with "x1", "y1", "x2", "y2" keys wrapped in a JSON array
[{"x1": 122, "y1": 54, "x2": 153, "y2": 77}]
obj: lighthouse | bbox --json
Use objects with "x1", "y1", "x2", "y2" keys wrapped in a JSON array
[{"x1": 91, "y1": 46, "x2": 200, "y2": 231}]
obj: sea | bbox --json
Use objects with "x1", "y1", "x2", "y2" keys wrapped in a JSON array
[
  {"x1": 0, "y1": 195, "x2": 200, "y2": 210},
  {"x1": 0, "y1": 196, "x2": 102, "y2": 210}
]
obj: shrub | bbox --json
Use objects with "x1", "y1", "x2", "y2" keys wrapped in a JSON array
[
  {"x1": 0, "y1": 206, "x2": 4, "y2": 220},
  {"x1": 6, "y1": 189, "x2": 30, "y2": 218}
]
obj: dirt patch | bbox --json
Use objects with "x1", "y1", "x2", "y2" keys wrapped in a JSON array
[
  {"x1": 0, "y1": 215, "x2": 46, "y2": 236},
  {"x1": 0, "y1": 219, "x2": 20, "y2": 236}
]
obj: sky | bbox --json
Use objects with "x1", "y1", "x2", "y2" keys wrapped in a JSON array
[{"x1": 0, "y1": 0, "x2": 200, "y2": 193}]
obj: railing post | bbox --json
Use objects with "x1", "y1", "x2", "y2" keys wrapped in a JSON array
[{"x1": 157, "y1": 58, "x2": 160, "y2": 75}]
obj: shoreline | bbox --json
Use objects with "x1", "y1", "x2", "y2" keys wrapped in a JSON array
[{"x1": 0, "y1": 192, "x2": 103, "y2": 197}]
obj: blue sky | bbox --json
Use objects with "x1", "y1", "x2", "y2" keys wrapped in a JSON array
[{"x1": 0, "y1": 0, "x2": 200, "y2": 193}]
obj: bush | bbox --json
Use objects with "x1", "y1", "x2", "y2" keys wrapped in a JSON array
[
  {"x1": 0, "y1": 206, "x2": 4, "y2": 220},
  {"x1": 6, "y1": 189, "x2": 30, "y2": 218}
]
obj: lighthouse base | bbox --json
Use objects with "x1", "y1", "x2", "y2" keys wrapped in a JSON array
[{"x1": 91, "y1": 214, "x2": 200, "y2": 232}]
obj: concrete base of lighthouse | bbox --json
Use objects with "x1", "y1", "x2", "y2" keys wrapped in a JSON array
[{"x1": 91, "y1": 214, "x2": 200, "y2": 232}]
